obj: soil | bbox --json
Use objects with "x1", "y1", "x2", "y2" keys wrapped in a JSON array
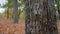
[{"x1": 0, "y1": 19, "x2": 25, "y2": 34}]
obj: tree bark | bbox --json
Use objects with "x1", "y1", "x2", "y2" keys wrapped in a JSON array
[
  {"x1": 25, "y1": 0, "x2": 44, "y2": 34},
  {"x1": 46, "y1": 0, "x2": 58, "y2": 34},
  {"x1": 25, "y1": 0, "x2": 58, "y2": 34}
]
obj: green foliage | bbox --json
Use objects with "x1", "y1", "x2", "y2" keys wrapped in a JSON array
[
  {"x1": 2, "y1": 0, "x2": 25, "y2": 8},
  {"x1": 56, "y1": 0, "x2": 60, "y2": 10}
]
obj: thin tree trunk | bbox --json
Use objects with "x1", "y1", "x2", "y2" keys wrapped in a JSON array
[
  {"x1": 18, "y1": 8, "x2": 21, "y2": 19},
  {"x1": 7, "y1": 8, "x2": 9, "y2": 19},
  {"x1": 13, "y1": 0, "x2": 18, "y2": 23},
  {"x1": 58, "y1": 10, "x2": 60, "y2": 19}
]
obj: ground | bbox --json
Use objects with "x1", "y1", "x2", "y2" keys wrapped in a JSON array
[
  {"x1": 57, "y1": 20, "x2": 60, "y2": 34},
  {"x1": 0, "y1": 19, "x2": 25, "y2": 34}
]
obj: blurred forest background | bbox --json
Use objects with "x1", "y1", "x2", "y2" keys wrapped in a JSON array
[
  {"x1": 0, "y1": 0, "x2": 25, "y2": 34},
  {"x1": 0, "y1": 0, "x2": 25, "y2": 20}
]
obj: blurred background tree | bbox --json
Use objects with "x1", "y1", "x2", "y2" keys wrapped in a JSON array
[{"x1": 1, "y1": 0, "x2": 25, "y2": 23}]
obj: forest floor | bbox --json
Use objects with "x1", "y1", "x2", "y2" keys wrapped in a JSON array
[
  {"x1": 57, "y1": 20, "x2": 60, "y2": 34},
  {"x1": 0, "y1": 19, "x2": 60, "y2": 34},
  {"x1": 0, "y1": 19, "x2": 25, "y2": 34}
]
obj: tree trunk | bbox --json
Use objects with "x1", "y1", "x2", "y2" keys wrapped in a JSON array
[
  {"x1": 25, "y1": 0, "x2": 58, "y2": 34},
  {"x1": 13, "y1": 0, "x2": 18, "y2": 23},
  {"x1": 18, "y1": 8, "x2": 21, "y2": 19},
  {"x1": 7, "y1": 8, "x2": 9, "y2": 19},
  {"x1": 58, "y1": 10, "x2": 60, "y2": 19},
  {"x1": 46, "y1": 0, "x2": 58, "y2": 34},
  {"x1": 25, "y1": 0, "x2": 44, "y2": 34}
]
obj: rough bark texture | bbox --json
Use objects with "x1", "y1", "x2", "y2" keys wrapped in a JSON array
[
  {"x1": 46, "y1": 0, "x2": 58, "y2": 34},
  {"x1": 25, "y1": 0, "x2": 58, "y2": 34}
]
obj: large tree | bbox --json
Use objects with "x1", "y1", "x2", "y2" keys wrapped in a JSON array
[
  {"x1": 25, "y1": 0, "x2": 45, "y2": 34},
  {"x1": 25, "y1": 0, "x2": 58, "y2": 34}
]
